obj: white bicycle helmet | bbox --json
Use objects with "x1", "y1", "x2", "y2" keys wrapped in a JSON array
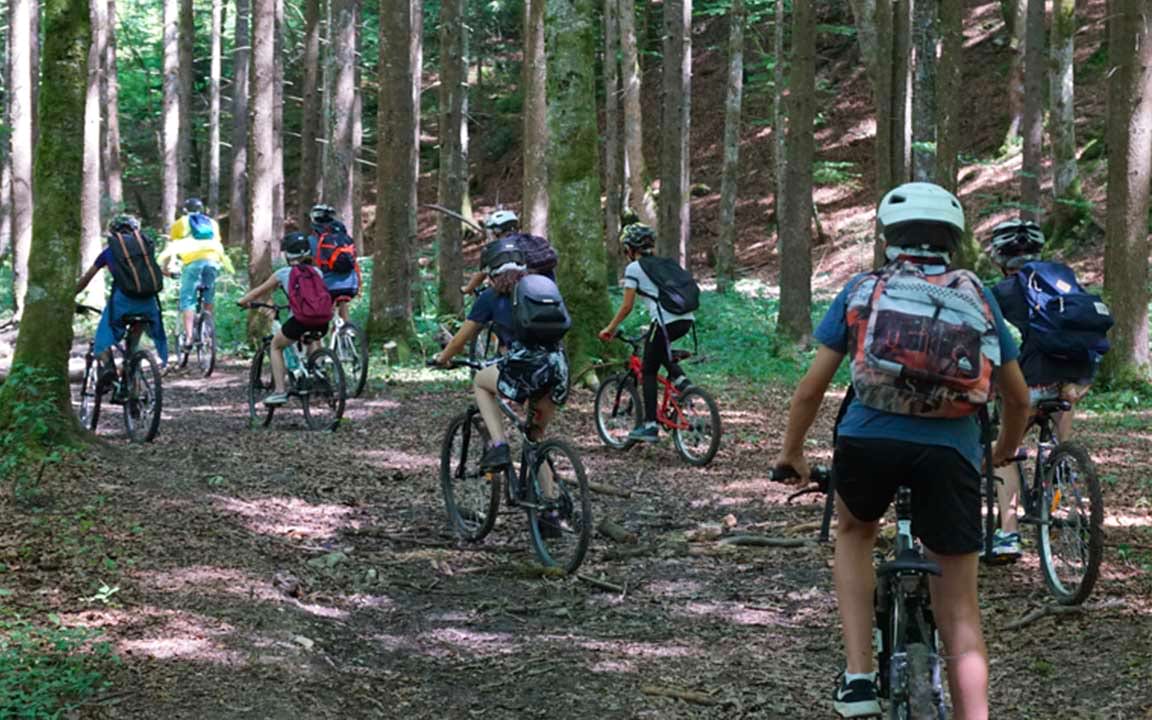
[
  {"x1": 877, "y1": 182, "x2": 965, "y2": 241},
  {"x1": 988, "y1": 219, "x2": 1045, "y2": 270},
  {"x1": 484, "y1": 209, "x2": 519, "y2": 232}
]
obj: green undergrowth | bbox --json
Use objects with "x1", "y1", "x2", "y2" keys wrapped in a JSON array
[
  {"x1": 0, "y1": 366, "x2": 76, "y2": 501},
  {"x1": 0, "y1": 610, "x2": 113, "y2": 718}
]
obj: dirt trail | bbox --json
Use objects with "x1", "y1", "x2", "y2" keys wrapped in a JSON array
[{"x1": 6, "y1": 361, "x2": 1151, "y2": 718}]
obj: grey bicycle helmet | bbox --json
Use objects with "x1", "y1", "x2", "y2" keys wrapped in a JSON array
[
  {"x1": 484, "y1": 210, "x2": 519, "y2": 235},
  {"x1": 988, "y1": 219, "x2": 1045, "y2": 270},
  {"x1": 310, "y1": 203, "x2": 337, "y2": 225},
  {"x1": 877, "y1": 182, "x2": 965, "y2": 251}
]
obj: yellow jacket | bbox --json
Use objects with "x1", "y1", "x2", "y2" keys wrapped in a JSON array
[{"x1": 159, "y1": 215, "x2": 235, "y2": 273}]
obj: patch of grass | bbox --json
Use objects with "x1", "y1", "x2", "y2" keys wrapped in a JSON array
[
  {"x1": 0, "y1": 612, "x2": 114, "y2": 716},
  {"x1": 813, "y1": 160, "x2": 862, "y2": 189}
]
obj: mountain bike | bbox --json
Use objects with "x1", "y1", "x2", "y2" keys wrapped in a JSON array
[
  {"x1": 329, "y1": 296, "x2": 369, "y2": 397},
  {"x1": 174, "y1": 282, "x2": 216, "y2": 377},
  {"x1": 774, "y1": 465, "x2": 948, "y2": 720},
  {"x1": 593, "y1": 332, "x2": 722, "y2": 466},
  {"x1": 74, "y1": 305, "x2": 163, "y2": 442},
  {"x1": 245, "y1": 302, "x2": 346, "y2": 431},
  {"x1": 431, "y1": 358, "x2": 592, "y2": 574},
  {"x1": 984, "y1": 398, "x2": 1103, "y2": 605}
]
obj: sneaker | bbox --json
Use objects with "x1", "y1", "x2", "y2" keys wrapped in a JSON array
[
  {"x1": 628, "y1": 423, "x2": 659, "y2": 443},
  {"x1": 992, "y1": 529, "x2": 1022, "y2": 560},
  {"x1": 833, "y1": 673, "x2": 881, "y2": 718},
  {"x1": 673, "y1": 375, "x2": 692, "y2": 391},
  {"x1": 263, "y1": 392, "x2": 289, "y2": 407},
  {"x1": 536, "y1": 510, "x2": 563, "y2": 539},
  {"x1": 480, "y1": 442, "x2": 510, "y2": 472}
]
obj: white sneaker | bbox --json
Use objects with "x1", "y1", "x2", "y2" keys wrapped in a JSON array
[
  {"x1": 264, "y1": 392, "x2": 289, "y2": 406},
  {"x1": 992, "y1": 529, "x2": 1022, "y2": 560}
]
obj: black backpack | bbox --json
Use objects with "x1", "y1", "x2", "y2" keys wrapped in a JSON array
[
  {"x1": 512, "y1": 274, "x2": 571, "y2": 348},
  {"x1": 108, "y1": 228, "x2": 163, "y2": 298},
  {"x1": 508, "y1": 233, "x2": 559, "y2": 275},
  {"x1": 637, "y1": 256, "x2": 700, "y2": 315},
  {"x1": 313, "y1": 220, "x2": 357, "y2": 275}
]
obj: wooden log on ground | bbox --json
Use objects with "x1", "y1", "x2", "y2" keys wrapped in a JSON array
[
  {"x1": 589, "y1": 481, "x2": 632, "y2": 498},
  {"x1": 576, "y1": 573, "x2": 625, "y2": 593},
  {"x1": 641, "y1": 686, "x2": 724, "y2": 706},
  {"x1": 597, "y1": 518, "x2": 639, "y2": 544},
  {"x1": 718, "y1": 534, "x2": 815, "y2": 548},
  {"x1": 1003, "y1": 604, "x2": 1083, "y2": 631}
]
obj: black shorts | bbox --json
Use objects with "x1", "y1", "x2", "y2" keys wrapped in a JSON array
[
  {"x1": 282, "y1": 317, "x2": 330, "y2": 342},
  {"x1": 833, "y1": 436, "x2": 981, "y2": 556},
  {"x1": 329, "y1": 289, "x2": 358, "y2": 303}
]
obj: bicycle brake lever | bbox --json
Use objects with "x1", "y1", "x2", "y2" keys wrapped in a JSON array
[{"x1": 786, "y1": 485, "x2": 825, "y2": 504}]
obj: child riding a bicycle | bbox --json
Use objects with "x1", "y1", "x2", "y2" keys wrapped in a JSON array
[
  {"x1": 158, "y1": 198, "x2": 234, "y2": 352},
  {"x1": 773, "y1": 183, "x2": 1031, "y2": 719},
  {"x1": 307, "y1": 203, "x2": 360, "y2": 323},
  {"x1": 236, "y1": 232, "x2": 334, "y2": 406}
]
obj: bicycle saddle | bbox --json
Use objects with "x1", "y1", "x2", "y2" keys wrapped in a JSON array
[
  {"x1": 121, "y1": 314, "x2": 151, "y2": 325},
  {"x1": 877, "y1": 549, "x2": 942, "y2": 578},
  {"x1": 332, "y1": 295, "x2": 354, "y2": 304},
  {"x1": 1035, "y1": 398, "x2": 1072, "y2": 415},
  {"x1": 299, "y1": 330, "x2": 326, "y2": 343},
  {"x1": 671, "y1": 349, "x2": 692, "y2": 362}
]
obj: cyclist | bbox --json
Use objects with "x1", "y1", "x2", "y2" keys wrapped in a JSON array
[
  {"x1": 434, "y1": 239, "x2": 569, "y2": 474},
  {"x1": 597, "y1": 223, "x2": 695, "y2": 443},
  {"x1": 772, "y1": 183, "x2": 1031, "y2": 719},
  {"x1": 76, "y1": 215, "x2": 170, "y2": 378},
  {"x1": 158, "y1": 198, "x2": 234, "y2": 351},
  {"x1": 985, "y1": 219, "x2": 1102, "y2": 560},
  {"x1": 459, "y1": 209, "x2": 556, "y2": 295},
  {"x1": 236, "y1": 232, "x2": 333, "y2": 406},
  {"x1": 307, "y1": 203, "x2": 360, "y2": 323}
]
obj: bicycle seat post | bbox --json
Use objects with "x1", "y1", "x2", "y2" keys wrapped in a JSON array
[{"x1": 894, "y1": 485, "x2": 914, "y2": 556}]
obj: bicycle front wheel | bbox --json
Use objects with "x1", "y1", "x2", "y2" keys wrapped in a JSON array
[
  {"x1": 671, "y1": 386, "x2": 722, "y2": 467},
  {"x1": 335, "y1": 321, "x2": 369, "y2": 397},
  {"x1": 123, "y1": 351, "x2": 162, "y2": 442},
  {"x1": 440, "y1": 411, "x2": 501, "y2": 542},
  {"x1": 75, "y1": 357, "x2": 101, "y2": 431},
  {"x1": 593, "y1": 374, "x2": 640, "y2": 450},
  {"x1": 301, "y1": 348, "x2": 346, "y2": 431},
  {"x1": 1037, "y1": 442, "x2": 1103, "y2": 605},
  {"x1": 247, "y1": 342, "x2": 276, "y2": 428},
  {"x1": 196, "y1": 312, "x2": 216, "y2": 377},
  {"x1": 527, "y1": 439, "x2": 592, "y2": 574}
]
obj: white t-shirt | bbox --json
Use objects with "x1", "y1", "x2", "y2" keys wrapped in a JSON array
[{"x1": 623, "y1": 259, "x2": 694, "y2": 325}]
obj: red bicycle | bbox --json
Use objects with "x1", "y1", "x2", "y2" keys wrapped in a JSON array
[{"x1": 593, "y1": 333, "x2": 721, "y2": 466}]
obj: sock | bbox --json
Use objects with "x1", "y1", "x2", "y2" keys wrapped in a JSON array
[
  {"x1": 844, "y1": 671, "x2": 875, "y2": 684},
  {"x1": 488, "y1": 441, "x2": 507, "y2": 449}
]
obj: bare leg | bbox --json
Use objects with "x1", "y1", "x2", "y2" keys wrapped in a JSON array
[
  {"x1": 337, "y1": 300, "x2": 350, "y2": 323},
  {"x1": 994, "y1": 463, "x2": 1021, "y2": 534},
  {"x1": 833, "y1": 494, "x2": 880, "y2": 675},
  {"x1": 927, "y1": 551, "x2": 989, "y2": 720},
  {"x1": 472, "y1": 365, "x2": 507, "y2": 445},
  {"x1": 271, "y1": 333, "x2": 292, "y2": 393},
  {"x1": 529, "y1": 397, "x2": 557, "y2": 497},
  {"x1": 182, "y1": 309, "x2": 195, "y2": 341}
]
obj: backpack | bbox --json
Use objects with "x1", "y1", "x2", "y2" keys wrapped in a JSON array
[
  {"x1": 508, "y1": 233, "x2": 559, "y2": 275},
  {"x1": 1015, "y1": 261, "x2": 1113, "y2": 363},
  {"x1": 108, "y1": 228, "x2": 164, "y2": 298},
  {"x1": 287, "y1": 265, "x2": 335, "y2": 326},
  {"x1": 313, "y1": 221, "x2": 357, "y2": 275},
  {"x1": 637, "y1": 256, "x2": 700, "y2": 315},
  {"x1": 512, "y1": 274, "x2": 571, "y2": 348},
  {"x1": 845, "y1": 263, "x2": 1001, "y2": 419},
  {"x1": 188, "y1": 212, "x2": 215, "y2": 240}
]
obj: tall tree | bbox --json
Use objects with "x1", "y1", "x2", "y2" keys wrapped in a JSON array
[
  {"x1": 619, "y1": 0, "x2": 655, "y2": 228},
  {"x1": 246, "y1": 0, "x2": 275, "y2": 340},
  {"x1": 521, "y1": 0, "x2": 549, "y2": 236},
  {"x1": 297, "y1": 0, "x2": 322, "y2": 229},
  {"x1": 436, "y1": 0, "x2": 468, "y2": 315},
  {"x1": 658, "y1": 0, "x2": 691, "y2": 263},
  {"x1": 603, "y1": 0, "x2": 623, "y2": 280},
  {"x1": 352, "y1": 6, "x2": 363, "y2": 249},
  {"x1": 910, "y1": 0, "x2": 937, "y2": 180},
  {"x1": 179, "y1": 0, "x2": 194, "y2": 197},
  {"x1": 102, "y1": 0, "x2": 123, "y2": 210},
  {"x1": 9, "y1": 0, "x2": 36, "y2": 314},
  {"x1": 368, "y1": 0, "x2": 421, "y2": 351},
  {"x1": 325, "y1": 0, "x2": 356, "y2": 225},
  {"x1": 162, "y1": 0, "x2": 180, "y2": 224},
  {"x1": 848, "y1": 0, "x2": 880, "y2": 83},
  {"x1": 0, "y1": 0, "x2": 89, "y2": 440},
  {"x1": 773, "y1": 0, "x2": 786, "y2": 233},
  {"x1": 1, "y1": 1, "x2": 16, "y2": 262},
  {"x1": 715, "y1": 0, "x2": 744, "y2": 292},
  {"x1": 1003, "y1": 0, "x2": 1027, "y2": 146},
  {"x1": 546, "y1": 0, "x2": 613, "y2": 371},
  {"x1": 935, "y1": 0, "x2": 962, "y2": 193},
  {"x1": 229, "y1": 0, "x2": 251, "y2": 244},
  {"x1": 1020, "y1": 0, "x2": 1045, "y2": 221},
  {"x1": 1049, "y1": 0, "x2": 1083, "y2": 239},
  {"x1": 865, "y1": 0, "x2": 894, "y2": 266},
  {"x1": 1101, "y1": 0, "x2": 1152, "y2": 381},
  {"x1": 776, "y1": 0, "x2": 814, "y2": 342},
  {"x1": 208, "y1": 0, "x2": 223, "y2": 210},
  {"x1": 79, "y1": 0, "x2": 106, "y2": 308},
  {"x1": 890, "y1": 0, "x2": 911, "y2": 186},
  {"x1": 271, "y1": 0, "x2": 284, "y2": 235}
]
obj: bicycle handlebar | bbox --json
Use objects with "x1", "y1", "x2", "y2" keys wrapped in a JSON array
[
  {"x1": 426, "y1": 358, "x2": 483, "y2": 371},
  {"x1": 241, "y1": 301, "x2": 290, "y2": 312},
  {"x1": 75, "y1": 304, "x2": 103, "y2": 316},
  {"x1": 770, "y1": 464, "x2": 833, "y2": 499}
]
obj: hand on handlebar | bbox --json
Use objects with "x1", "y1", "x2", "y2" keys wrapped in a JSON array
[
  {"x1": 771, "y1": 453, "x2": 811, "y2": 486},
  {"x1": 597, "y1": 327, "x2": 616, "y2": 342}
]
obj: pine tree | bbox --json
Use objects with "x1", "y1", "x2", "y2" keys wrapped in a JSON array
[{"x1": 715, "y1": 0, "x2": 744, "y2": 292}]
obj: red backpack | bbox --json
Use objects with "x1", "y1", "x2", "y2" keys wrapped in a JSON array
[{"x1": 288, "y1": 266, "x2": 335, "y2": 326}]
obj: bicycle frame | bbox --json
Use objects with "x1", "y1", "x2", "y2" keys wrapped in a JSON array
[
  {"x1": 459, "y1": 403, "x2": 545, "y2": 509},
  {"x1": 624, "y1": 349, "x2": 689, "y2": 432}
]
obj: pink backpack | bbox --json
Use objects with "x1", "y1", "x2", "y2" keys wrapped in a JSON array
[{"x1": 288, "y1": 265, "x2": 334, "y2": 326}]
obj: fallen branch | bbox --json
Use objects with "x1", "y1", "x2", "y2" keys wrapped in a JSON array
[
  {"x1": 641, "y1": 685, "x2": 723, "y2": 706},
  {"x1": 603, "y1": 544, "x2": 656, "y2": 562},
  {"x1": 718, "y1": 534, "x2": 815, "y2": 548},
  {"x1": 1003, "y1": 605, "x2": 1083, "y2": 631},
  {"x1": 576, "y1": 573, "x2": 625, "y2": 594},
  {"x1": 589, "y1": 482, "x2": 632, "y2": 498},
  {"x1": 597, "y1": 519, "x2": 639, "y2": 544}
]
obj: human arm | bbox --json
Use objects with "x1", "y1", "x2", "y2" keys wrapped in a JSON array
[
  {"x1": 435, "y1": 320, "x2": 482, "y2": 366},
  {"x1": 773, "y1": 345, "x2": 845, "y2": 482},
  {"x1": 991, "y1": 360, "x2": 1030, "y2": 467},
  {"x1": 236, "y1": 273, "x2": 280, "y2": 307},
  {"x1": 460, "y1": 271, "x2": 486, "y2": 296},
  {"x1": 598, "y1": 287, "x2": 637, "y2": 340},
  {"x1": 75, "y1": 263, "x2": 101, "y2": 296}
]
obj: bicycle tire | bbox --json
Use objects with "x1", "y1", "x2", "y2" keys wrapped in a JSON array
[
  {"x1": 672, "y1": 386, "x2": 722, "y2": 467},
  {"x1": 247, "y1": 342, "x2": 277, "y2": 428},
  {"x1": 439, "y1": 411, "x2": 501, "y2": 542},
  {"x1": 1037, "y1": 442, "x2": 1103, "y2": 605},
  {"x1": 123, "y1": 351, "x2": 162, "y2": 442},
  {"x1": 301, "y1": 348, "x2": 346, "y2": 431},
  {"x1": 196, "y1": 312, "x2": 216, "y2": 377},
  {"x1": 526, "y1": 439, "x2": 592, "y2": 574},
  {"x1": 901, "y1": 642, "x2": 946, "y2": 720},
  {"x1": 593, "y1": 374, "x2": 640, "y2": 450},
  {"x1": 75, "y1": 357, "x2": 101, "y2": 431},
  {"x1": 335, "y1": 321, "x2": 369, "y2": 398}
]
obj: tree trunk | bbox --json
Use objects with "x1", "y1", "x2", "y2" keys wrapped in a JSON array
[
  {"x1": 890, "y1": 0, "x2": 911, "y2": 186},
  {"x1": 297, "y1": 0, "x2": 322, "y2": 230},
  {"x1": 79, "y1": 0, "x2": 106, "y2": 309},
  {"x1": 521, "y1": 0, "x2": 549, "y2": 236},
  {"x1": 1004, "y1": 0, "x2": 1027, "y2": 146},
  {"x1": 1101, "y1": 0, "x2": 1152, "y2": 382},
  {"x1": 546, "y1": 0, "x2": 613, "y2": 372},
  {"x1": 229, "y1": 0, "x2": 250, "y2": 245},
  {"x1": 10, "y1": 0, "x2": 36, "y2": 314},
  {"x1": 910, "y1": 0, "x2": 937, "y2": 181},
  {"x1": 848, "y1": 0, "x2": 880, "y2": 84},
  {"x1": 871, "y1": 0, "x2": 894, "y2": 267},
  {"x1": 208, "y1": 0, "x2": 223, "y2": 211},
  {"x1": 352, "y1": 7, "x2": 363, "y2": 250},
  {"x1": 1020, "y1": 0, "x2": 1046, "y2": 221},
  {"x1": 776, "y1": 0, "x2": 815, "y2": 343},
  {"x1": 367, "y1": 0, "x2": 421, "y2": 352},
  {"x1": 1049, "y1": 0, "x2": 1083, "y2": 240},
  {"x1": 179, "y1": 0, "x2": 194, "y2": 197},
  {"x1": 247, "y1": 0, "x2": 276, "y2": 342},
  {"x1": 603, "y1": 0, "x2": 623, "y2": 281},
  {"x1": 30, "y1": 0, "x2": 39, "y2": 148},
  {"x1": 325, "y1": 0, "x2": 356, "y2": 225},
  {"x1": 271, "y1": 0, "x2": 284, "y2": 236},
  {"x1": 0, "y1": 14, "x2": 11, "y2": 262},
  {"x1": 162, "y1": 0, "x2": 180, "y2": 224},
  {"x1": 102, "y1": 0, "x2": 123, "y2": 210},
  {"x1": 773, "y1": 0, "x2": 785, "y2": 238},
  {"x1": 619, "y1": 0, "x2": 655, "y2": 228},
  {"x1": 658, "y1": 0, "x2": 691, "y2": 264},
  {"x1": 436, "y1": 0, "x2": 467, "y2": 315},
  {"x1": 935, "y1": 0, "x2": 962, "y2": 193},
  {"x1": 0, "y1": 0, "x2": 90, "y2": 441},
  {"x1": 716, "y1": 0, "x2": 743, "y2": 292}
]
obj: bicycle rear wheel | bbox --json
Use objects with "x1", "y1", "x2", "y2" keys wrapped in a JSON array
[
  {"x1": 527, "y1": 439, "x2": 592, "y2": 574},
  {"x1": 440, "y1": 411, "x2": 501, "y2": 542},
  {"x1": 301, "y1": 349, "x2": 346, "y2": 431},
  {"x1": 593, "y1": 374, "x2": 640, "y2": 450},
  {"x1": 888, "y1": 601, "x2": 946, "y2": 720},
  {"x1": 1037, "y1": 442, "x2": 1103, "y2": 605},
  {"x1": 247, "y1": 342, "x2": 277, "y2": 428},
  {"x1": 335, "y1": 321, "x2": 369, "y2": 397},
  {"x1": 75, "y1": 357, "x2": 101, "y2": 431},
  {"x1": 123, "y1": 351, "x2": 162, "y2": 442},
  {"x1": 671, "y1": 386, "x2": 722, "y2": 466},
  {"x1": 196, "y1": 312, "x2": 216, "y2": 377}
]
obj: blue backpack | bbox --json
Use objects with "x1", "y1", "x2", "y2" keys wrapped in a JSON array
[
  {"x1": 1015, "y1": 261, "x2": 1113, "y2": 363},
  {"x1": 188, "y1": 212, "x2": 215, "y2": 240}
]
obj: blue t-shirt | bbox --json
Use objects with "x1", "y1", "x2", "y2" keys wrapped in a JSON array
[
  {"x1": 94, "y1": 247, "x2": 115, "y2": 273},
  {"x1": 467, "y1": 288, "x2": 515, "y2": 346},
  {"x1": 814, "y1": 272, "x2": 1020, "y2": 469}
]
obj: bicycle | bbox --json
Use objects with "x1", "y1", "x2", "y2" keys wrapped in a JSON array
[
  {"x1": 774, "y1": 465, "x2": 948, "y2": 720},
  {"x1": 983, "y1": 398, "x2": 1104, "y2": 605},
  {"x1": 329, "y1": 296, "x2": 369, "y2": 397},
  {"x1": 244, "y1": 302, "x2": 346, "y2": 431},
  {"x1": 593, "y1": 332, "x2": 722, "y2": 467},
  {"x1": 432, "y1": 358, "x2": 592, "y2": 574},
  {"x1": 74, "y1": 305, "x2": 163, "y2": 442},
  {"x1": 174, "y1": 282, "x2": 216, "y2": 377}
]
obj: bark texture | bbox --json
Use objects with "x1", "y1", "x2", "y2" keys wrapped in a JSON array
[
  {"x1": 1004, "y1": 0, "x2": 1027, "y2": 145},
  {"x1": 436, "y1": 0, "x2": 468, "y2": 315},
  {"x1": 716, "y1": 0, "x2": 744, "y2": 292},
  {"x1": 325, "y1": 0, "x2": 357, "y2": 225},
  {"x1": 208, "y1": 0, "x2": 223, "y2": 210},
  {"x1": 271, "y1": 0, "x2": 284, "y2": 236},
  {"x1": 1049, "y1": 0, "x2": 1084, "y2": 239},
  {"x1": 102, "y1": 0, "x2": 122, "y2": 210},
  {"x1": 910, "y1": 0, "x2": 937, "y2": 181},
  {"x1": 179, "y1": 0, "x2": 194, "y2": 196},
  {"x1": 658, "y1": 0, "x2": 691, "y2": 263},
  {"x1": 247, "y1": 0, "x2": 276, "y2": 341},
  {"x1": 162, "y1": 0, "x2": 180, "y2": 224},
  {"x1": 10, "y1": 0, "x2": 36, "y2": 313},
  {"x1": 619, "y1": 0, "x2": 655, "y2": 228},
  {"x1": 603, "y1": 0, "x2": 623, "y2": 280},
  {"x1": 870, "y1": 0, "x2": 894, "y2": 267},
  {"x1": 521, "y1": 0, "x2": 549, "y2": 236},
  {"x1": 935, "y1": 0, "x2": 962, "y2": 193},
  {"x1": 890, "y1": 0, "x2": 911, "y2": 186},
  {"x1": 1020, "y1": 0, "x2": 1046, "y2": 221},
  {"x1": 80, "y1": 0, "x2": 106, "y2": 308},
  {"x1": 773, "y1": 0, "x2": 785, "y2": 230},
  {"x1": 297, "y1": 0, "x2": 322, "y2": 229},
  {"x1": 229, "y1": 0, "x2": 250, "y2": 245}
]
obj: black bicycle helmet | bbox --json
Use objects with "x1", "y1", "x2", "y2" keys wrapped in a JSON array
[
  {"x1": 988, "y1": 219, "x2": 1045, "y2": 269},
  {"x1": 620, "y1": 223, "x2": 656, "y2": 250},
  {"x1": 108, "y1": 214, "x2": 140, "y2": 232},
  {"x1": 183, "y1": 197, "x2": 205, "y2": 214},
  {"x1": 480, "y1": 238, "x2": 525, "y2": 275},
  {"x1": 310, "y1": 203, "x2": 337, "y2": 225},
  {"x1": 281, "y1": 231, "x2": 312, "y2": 260}
]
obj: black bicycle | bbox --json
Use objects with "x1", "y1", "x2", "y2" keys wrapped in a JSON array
[
  {"x1": 74, "y1": 305, "x2": 163, "y2": 442},
  {"x1": 175, "y1": 282, "x2": 216, "y2": 377},
  {"x1": 984, "y1": 398, "x2": 1104, "y2": 605},
  {"x1": 432, "y1": 358, "x2": 592, "y2": 573}
]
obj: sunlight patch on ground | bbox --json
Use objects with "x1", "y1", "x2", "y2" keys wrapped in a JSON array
[
  {"x1": 428, "y1": 627, "x2": 521, "y2": 657},
  {"x1": 589, "y1": 659, "x2": 638, "y2": 673},
  {"x1": 816, "y1": 117, "x2": 876, "y2": 153},
  {"x1": 674, "y1": 600, "x2": 791, "y2": 628},
  {"x1": 1103, "y1": 510, "x2": 1152, "y2": 528},
  {"x1": 572, "y1": 638, "x2": 697, "y2": 659},
  {"x1": 136, "y1": 564, "x2": 353, "y2": 619},
  {"x1": 63, "y1": 607, "x2": 245, "y2": 665},
  {"x1": 211, "y1": 494, "x2": 358, "y2": 540},
  {"x1": 646, "y1": 578, "x2": 706, "y2": 598}
]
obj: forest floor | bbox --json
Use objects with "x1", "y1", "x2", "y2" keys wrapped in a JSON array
[{"x1": 3, "y1": 356, "x2": 1151, "y2": 719}]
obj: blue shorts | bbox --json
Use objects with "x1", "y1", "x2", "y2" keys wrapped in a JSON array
[
  {"x1": 95, "y1": 289, "x2": 169, "y2": 365},
  {"x1": 179, "y1": 260, "x2": 220, "y2": 311}
]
